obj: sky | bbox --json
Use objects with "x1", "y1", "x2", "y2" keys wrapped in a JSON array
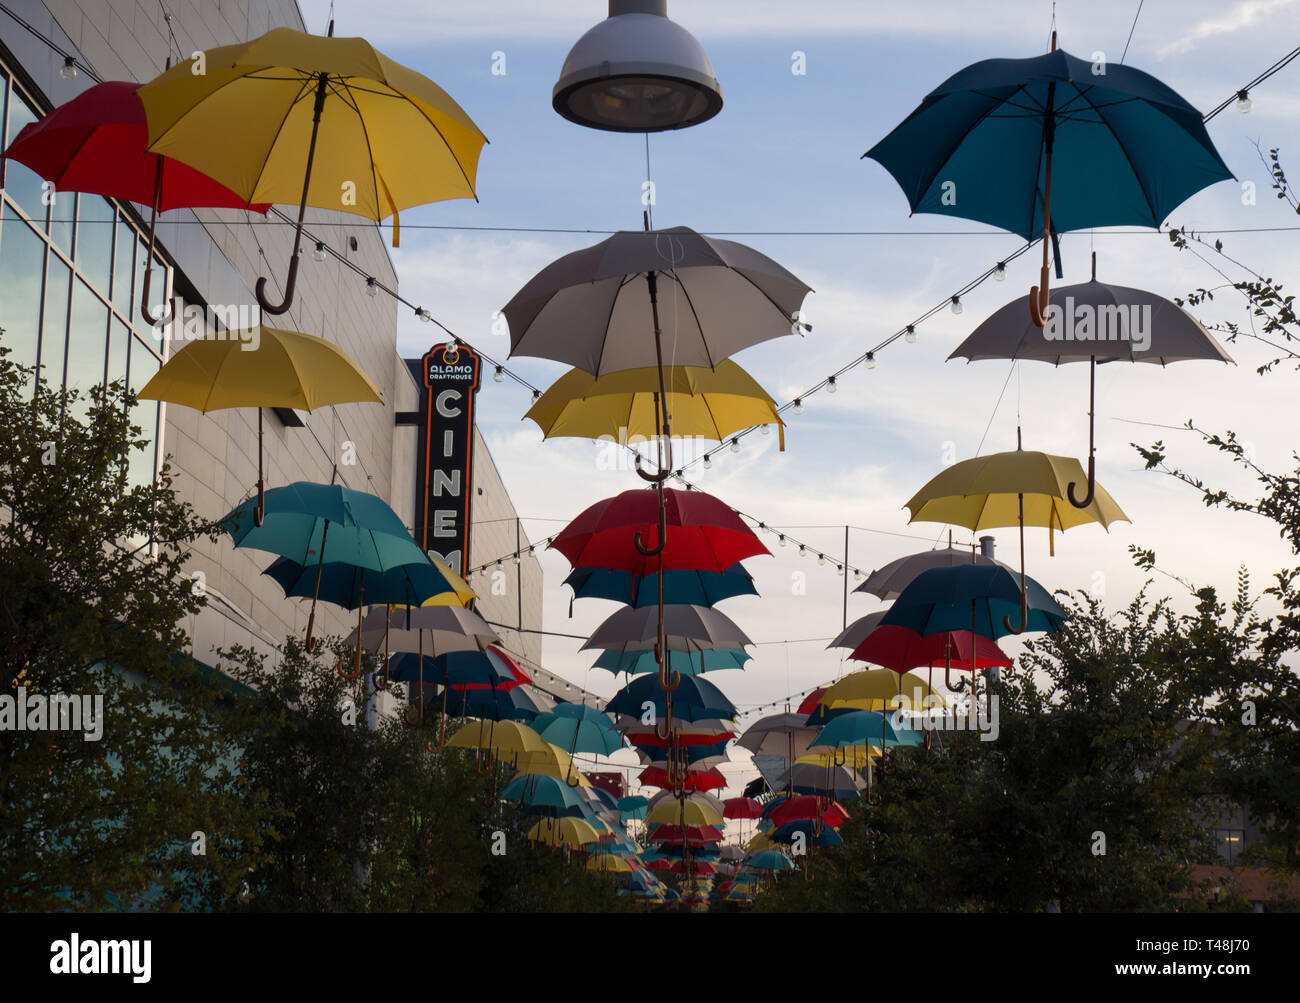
[{"x1": 298, "y1": 0, "x2": 1300, "y2": 795}]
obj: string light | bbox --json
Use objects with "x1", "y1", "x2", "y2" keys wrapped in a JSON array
[
  {"x1": 59, "y1": 55, "x2": 76, "y2": 79},
  {"x1": 904, "y1": 325, "x2": 917, "y2": 343},
  {"x1": 493, "y1": 366, "x2": 505, "y2": 383},
  {"x1": 730, "y1": 437, "x2": 741, "y2": 453},
  {"x1": 994, "y1": 262, "x2": 1007, "y2": 281},
  {"x1": 950, "y1": 295, "x2": 963, "y2": 315},
  {"x1": 1236, "y1": 89, "x2": 1252, "y2": 113},
  {"x1": 865, "y1": 352, "x2": 876, "y2": 369},
  {"x1": 312, "y1": 241, "x2": 327, "y2": 262},
  {"x1": 826, "y1": 376, "x2": 837, "y2": 394},
  {"x1": 778, "y1": 535, "x2": 787, "y2": 547},
  {"x1": 792, "y1": 399, "x2": 804, "y2": 415},
  {"x1": 703, "y1": 455, "x2": 712, "y2": 469},
  {"x1": 365, "y1": 277, "x2": 378, "y2": 297},
  {"x1": 760, "y1": 424, "x2": 770, "y2": 435}
]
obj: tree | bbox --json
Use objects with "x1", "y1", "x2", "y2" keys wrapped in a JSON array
[{"x1": 0, "y1": 346, "x2": 269, "y2": 909}]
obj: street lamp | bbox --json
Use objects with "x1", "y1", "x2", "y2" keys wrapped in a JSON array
[{"x1": 553, "y1": 1, "x2": 723, "y2": 133}]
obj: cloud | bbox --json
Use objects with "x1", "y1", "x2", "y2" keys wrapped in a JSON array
[{"x1": 1159, "y1": 0, "x2": 1300, "y2": 56}]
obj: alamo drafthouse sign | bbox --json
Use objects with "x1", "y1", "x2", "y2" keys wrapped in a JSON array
[{"x1": 404, "y1": 342, "x2": 482, "y2": 576}]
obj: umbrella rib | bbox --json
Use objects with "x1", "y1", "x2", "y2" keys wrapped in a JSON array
[
  {"x1": 247, "y1": 73, "x2": 320, "y2": 207},
  {"x1": 368, "y1": 79, "x2": 482, "y2": 201},
  {"x1": 1073, "y1": 84, "x2": 1162, "y2": 227},
  {"x1": 593, "y1": 277, "x2": 625, "y2": 376},
  {"x1": 916, "y1": 85, "x2": 1033, "y2": 210},
  {"x1": 331, "y1": 78, "x2": 384, "y2": 219},
  {"x1": 664, "y1": 270, "x2": 716, "y2": 370}
]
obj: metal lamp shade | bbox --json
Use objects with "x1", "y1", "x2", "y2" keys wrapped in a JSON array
[{"x1": 553, "y1": 0, "x2": 722, "y2": 132}]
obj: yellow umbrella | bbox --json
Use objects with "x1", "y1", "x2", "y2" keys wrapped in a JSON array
[
  {"x1": 645, "y1": 794, "x2": 723, "y2": 828},
  {"x1": 446, "y1": 720, "x2": 548, "y2": 760},
  {"x1": 137, "y1": 325, "x2": 382, "y2": 525},
  {"x1": 905, "y1": 434, "x2": 1128, "y2": 633},
  {"x1": 137, "y1": 24, "x2": 487, "y2": 315},
  {"x1": 513, "y1": 742, "x2": 592, "y2": 788},
  {"x1": 525, "y1": 360, "x2": 785, "y2": 448},
  {"x1": 586, "y1": 853, "x2": 635, "y2": 873},
  {"x1": 527, "y1": 817, "x2": 600, "y2": 848},
  {"x1": 747, "y1": 831, "x2": 776, "y2": 853},
  {"x1": 794, "y1": 748, "x2": 878, "y2": 769},
  {"x1": 822, "y1": 669, "x2": 947, "y2": 713}
]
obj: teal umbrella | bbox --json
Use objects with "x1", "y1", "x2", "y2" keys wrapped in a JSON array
[
  {"x1": 593, "y1": 647, "x2": 750, "y2": 677},
  {"x1": 810, "y1": 710, "x2": 922, "y2": 751},
  {"x1": 531, "y1": 706, "x2": 624, "y2": 757},
  {"x1": 864, "y1": 37, "x2": 1232, "y2": 325},
  {"x1": 262, "y1": 555, "x2": 460, "y2": 610},
  {"x1": 501, "y1": 774, "x2": 587, "y2": 815},
  {"x1": 747, "y1": 850, "x2": 794, "y2": 873},
  {"x1": 220, "y1": 481, "x2": 428, "y2": 658},
  {"x1": 618, "y1": 795, "x2": 649, "y2": 821}
]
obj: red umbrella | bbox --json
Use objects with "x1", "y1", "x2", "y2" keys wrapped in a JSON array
[
  {"x1": 647, "y1": 824, "x2": 724, "y2": 845},
  {"x1": 723, "y1": 797, "x2": 763, "y2": 820},
  {"x1": 2, "y1": 80, "x2": 269, "y2": 323},
  {"x1": 670, "y1": 860, "x2": 718, "y2": 876},
  {"x1": 639, "y1": 765, "x2": 726, "y2": 792},
  {"x1": 797, "y1": 688, "x2": 827, "y2": 716},
  {"x1": 849, "y1": 624, "x2": 1012, "y2": 674},
  {"x1": 551, "y1": 488, "x2": 767, "y2": 575},
  {"x1": 767, "y1": 795, "x2": 850, "y2": 828}
]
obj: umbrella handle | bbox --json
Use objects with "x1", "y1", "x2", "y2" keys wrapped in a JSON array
[
  {"x1": 139, "y1": 158, "x2": 166, "y2": 327},
  {"x1": 634, "y1": 497, "x2": 668, "y2": 557},
  {"x1": 336, "y1": 656, "x2": 363, "y2": 681},
  {"x1": 1029, "y1": 267, "x2": 1050, "y2": 328},
  {"x1": 565, "y1": 768, "x2": 582, "y2": 788},
  {"x1": 475, "y1": 750, "x2": 492, "y2": 776},
  {"x1": 1068, "y1": 360, "x2": 1098, "y2": 508},
  {"x1": 1001, "y1": 594, "x2": 1028, "y2": 635},
  {"x1": 633, "y1": 451, "x2": 672, "y2": 484},
  {"x1": 945, "y1": 658, "x2": 967, "y2": 692}
]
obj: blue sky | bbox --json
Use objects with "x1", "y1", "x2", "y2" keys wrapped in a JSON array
[{"x1": 298, "y1": 0, "x2": 1300, "y2": 793}]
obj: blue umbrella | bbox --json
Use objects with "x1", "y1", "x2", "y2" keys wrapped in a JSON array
[
  {"x1": 618, "y1": 795, "x2": 649, "y2": 821},
  {"x1": 810, "y1": 710, "x2": 923, "y2": 751},
  {"x1": 263, "y1": 555, "x2": 462, "y2": 610},
  {"x1": 770, "y1": 819, "x2": 844, "y2": 848},
  {"x1": 565, "y1": 564, "x2": 758, "y2": 608},
  {"x1": 593, "y1": 647, "x2": 751, "y2": 677},
  {"x1": 443, "y1": 685, "x2": 550, "y2": 723},
  {"x1": 864, "y1": 39, "x2": 1232, "y2": 323},
  {"x1": 532, "y1": 707, "x2": 624, "y2": 756},
  {"x1": 501, "y1": 774, "x2": 588, "y2": 816},
  {"x1": 881, "y1": 564, "x2": 1068, "y2": 645},
  {"x1": 605, "y1": 674, "x2": 736, "y2": 724},
  {"x1": 386, "y1": 647, "x2": 522, "y2": 687}
]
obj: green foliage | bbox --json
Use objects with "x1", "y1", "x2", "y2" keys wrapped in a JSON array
[{"x1": 0, "y1": 346, "x2": 267, "y2": 910}]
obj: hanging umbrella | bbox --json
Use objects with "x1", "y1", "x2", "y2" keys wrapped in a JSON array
[
  {"x1": 552, "y1": 488, "x2": 767, "y2": 576},
  {"x1": 531, "y1": 706, "x2": 624, "y2": 757},
  {"x1": 348, "y1": 605, "x2": 499, "y2": 654},
  {"x1": 747, "y1": 850, "x2": 795, "y2": 873},
  {"x1": 138, "y1": 326, "x2": 383, "y2": 526},
  {"x1": 854, "y1": 545, "x2": 1011, "y2": 600},
  {"x1": 219, "y1": 481, "x2": 426, "y2": 664},
  {"x1": 137, "y1": 23, "x2": 487, "y2": 314},
  {"x1": 565, "y1": 563, "x2": 758, "y2": 608},
  {"x1": 387, "y1": 645, "x2": 527, "y2": 687},
  {"x1": 821, "y1": 669, "x2": 947, "y2": 713},
  {"x1": 606, "y1": 674, "x2": 737, "y2": 723},
  {"x1": 882, "y1": 564, "x2": 1068, "y2": 637},
  {"x1": 950, "y1": 259, "x2": 1234, "y2": 506},
  {"x1": 583, "y1": 603, "x2": 753, "y2": 653},
  {"x1": 766, "y1": 795, "x2": 850, "y2": 828},
  {"x1": 770, "y1": 821, "x2": 843, "y2": 849},
  {"x1": 262, "y1": 554, "x2": 469, "y2": 610},
  {"x1": 864, "y1": 34, "x2": 1232, "y2": 324},
  {"x1": 441, "y1": 684, "x2": 552, "y2": 723},
  {"x1": 638, "y1": 766, "x2": 727, "y2": 792},
  {"x1": 526, "y1": 360, "x2": 784, "y2": 446},
  {"x1": 810, "y1": 711, "x2": 923, "y2": 752},
  {"x1": 775, "y1": 763, "x2": 864, "y2": 799},
  {"x1": 723, "y1": 797, "x2": 763, "y2": 820},
  {"x1": 0, "y1": 79, "x2": 271, "y2": 324},
  {"x1": 828, "y1": 611, "x2": 888, "y2": 651},
  {"x1": 645, "y1": 793, "x2": 724, "y2": 829},
  {"x1": 447, "y1": 720, "x2": 549, "y2": 760},
  {"x1": 848, "y1": 624, "x2": 1012, "y2": 676},
  {"x1": 905, "y1": 439, "x2": 1127, "y2": 632},
  {"x1": 500, "y1": 774, "x2": 588, "y2": 816},
  {"x1": 736, "y1": 712, "x2": 820, "y2": 760},
  {"x1": 618, "y1": 795, "x2": 649, "y2": 821},
  {"x1": 527, "y1": 816, "x2": 601, "y2": 848},
  {"x1": 594, "y1": 647, "x2": 751, "y2": 677}
]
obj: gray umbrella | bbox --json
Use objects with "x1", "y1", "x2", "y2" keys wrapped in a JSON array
[
  {"x1": 503, "y1": 226, "x2": 812, "y2": 377},
  {"x1": 736, "y1": 713, "x2": 820, "y2": 758},
  {"x1": 852, "y1": 546, "x2": 1013, "y2": 601},
  {"x1": 949, "y1": 256, "x2": 1232, "y2": 508},
  {"x1": 827, "y1": 610, "x2": 888, "y2": 650},
  {"x1": 347, "y1": 604, "x2": 499, "y2": 655},
  {"x1": 582, "y1": 603, "x2": 752, "y2": 653}
]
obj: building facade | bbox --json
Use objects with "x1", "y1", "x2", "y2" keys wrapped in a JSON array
[{"x1": 0, "y1": 0, "x2": 586, "y2": 704}]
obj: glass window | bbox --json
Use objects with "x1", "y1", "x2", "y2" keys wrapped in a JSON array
[
  {"x1": 75, "y1": 196, "x2": 114, "y2": 293},
  {"x1": 113, "y1": 216, "x2": 136, "y2": 320},
  {"x1": 2, "y1": 89, "x2": 45, "y2": 223},
  {"x1": 40, "y1": 255, "x2": 70, "y2": 387},
  {"x1": 66, "y1": 279, "x2": 109, "y2": 420},
  {"x1": 127, "y1": 335, "x2": 160, "y2": 487},
  {"x1": 49, "y1": 191, "x2": 74, "y2": 256},
  {"x1": 0, "y1": 207, "x2": 44, "y2": 384},
  {"x1": 108, "y1": 318, "x2": 130, "y2": 392},
  {"x1": 1215, "y1": 829, "x2": 1245, "y2": 865}
]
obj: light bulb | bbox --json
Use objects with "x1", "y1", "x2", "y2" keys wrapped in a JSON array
[
  {"x1": 792, "y1": 399, "x2": 804, "y2": 415},
  {"x1": 836, "y1": 565, "x2": 844, "y2": 576},
  {"x1": 778, "y1": 535, "x2": 787, "y2": 548},
  {"x1": 60, "y1": 57, "x2": 77, "y2": 80},
  {"x1": 312, "y1": 242, "x2": 327, "y2": 262},
  {"x1": 904, "y1": 326, "x2": 917, "y2": 344},
  {"x1": 798, "y1": 546, "x2": 806, "y2": 558},
  {"x1": 493, "y1": 366, "x2": 505, "y2": 383},
  {"x1": 730, "y1": 438, "x2": 740, "y2": 453},
  {"x1": 418, "y1": 308, "x2": 432, "y2": 323},
  {"x1": 826, "y1": 377, "x2": 837, "y2": 394},
  {"x1": 951, "y1": 296, "x2": 963, "y2": 315},
  {"x1": 1236, "y1": 90, "x2": 1252, "y2": 114},
  {"x1": 866, "y1": 353, "x2": 877, "y2": 370},
  {"x1": 994, "y1": 262, "x2": 1007, "y2": 281},
  {"x1": 365, "y1": 278, "x2": 378, "y2": 297},
  {"x1": 703, "y1": 455, "x2": 712, "y2": 470},
  {"x1": 817, "y1": 554, "x2": 825, "y2": 566},
  {"x1": 513, "y1": 553, "x2": 521, "y2": 564},
  {"x1": 760, "y1": 424, "x2": 770, "y2": 435},
  {"x1": 532, "y1": 390, "x2": 541, "y2": 401}
]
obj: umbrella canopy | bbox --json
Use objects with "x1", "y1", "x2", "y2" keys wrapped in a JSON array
[
  {"x1": 566, "y1": 563, "x2": 758, "y2": 608},
  {"x1": 594, "y1": 647, "x2": 751, "y2": 677},
  {"x1": 263, "y1": 554, "x2": 469, "y2": 611},
  {"x1": 747, "y1": 850, "x2": 795, "y2": 872},
  {"x1": 387, "y1": 645, "x2": 528, "y2": 687},
  {"x1": 552, "y1": 488, "x2": 767, "y2": 574},
  {"x1": 735, "y1": 712, "x2": 820, "y2": 758},
  {"x1": 639, "y1": 766, "x2": 726, "y2": 792},
  {"x1": 645, "y1": 793, "x2": 724, "y2": 828},
  {"x1": 531, "y1": 708, "x2": 624, "y2": 757},
  {"x1": 775, "y1": 763, "x2": 864, "y2": 799},
  {"x1": 583, "y1": 603, "x2": 752, "y2": 652},
  {"x1": 500, "y1": 774, "x2": 588, "y2": 815},
  {"x1": 766, "y1": 795, "x2": 850, "y2": 828},
  {"x1": 854, "y1": 546, "x2": 1011, "y2": 600},
  {"x1": 905, "y1": 448, "x2": 1128, "y2": 534},
  {"x1": 618, "y1": 795, "x2": 649, "y2": 820},
  {"x1": 828, "y1": 610, "x2": 888, "y2": 651},
  {"x1": 810, "y1": 710, "x2": 923, "y2": 750},
  {"x1": 138, "y1": 326, "x2": 382, "y2": 412},
  {"x1": 723, "y1": 797, "x2": 763, "y2": 820},
  {"x1": 526, "y1": 360, "x2": 783, "y2": 443},
  {"x1": 137, "y1": 26, "x2": 487, "y2": 313},
  {"x1": 348, "y1": 605, "x2": 500, "y2": 655},
  {"x1": 770, "y1": 821, "x2": 843, "y2": 849},
  {"x1": 881, "y1": 563, "x2": 1068, "y2": 640},
  {"x1": 821, "y1": 669, "x2": 947, "y2": 712},
  {"x1": 442, "y1": 684, "x2": 552, "y2": 723},
  {"x1": 527, "y1": 816, "x2": 601, "y2": 848},
  {"x1": 447, "y1": 720, "x2": 549, "y2": 759},
  {"x1": 606, "y1": 674, "x2": 737, "y2": 722},
  {"x1": 504, "y1": 226, "x2": 811, "y2": 376},
  {"x1": 848, "y1": 624, "x2": 1012, "y2": 675},
  {"x1": 863, "y1": 47, "x2": 1231, "y2": 239}
]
